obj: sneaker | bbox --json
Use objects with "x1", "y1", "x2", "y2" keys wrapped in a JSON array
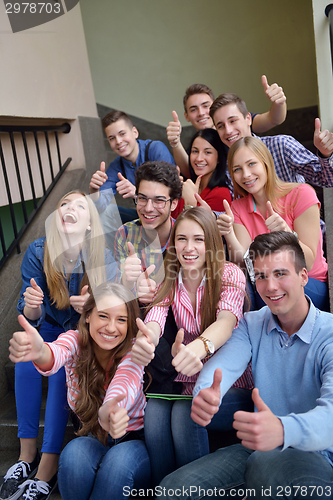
[
  {"x1": 0, "y1": 452, "x2": 40, "y2": 500},
  {"x1": 16, "y1": 475, "x2": 57, "y2": 500}
]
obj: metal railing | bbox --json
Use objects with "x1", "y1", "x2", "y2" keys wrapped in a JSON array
[{"x1": 0, "y1": 122, "x2": 72, "y2": 270}]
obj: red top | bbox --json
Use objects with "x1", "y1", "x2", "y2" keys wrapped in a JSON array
[{"x1": 172, "y1": 185, "x2": 232, "y2": 218}]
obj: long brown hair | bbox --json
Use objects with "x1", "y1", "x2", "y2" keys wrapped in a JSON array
[
  {"x1": 149, "y1": 207, "x2": 225, "y2": 333},
  {"x1": 43, "y1": 190, "x2": 106, "y2": 309},
  {"x1": 227, "y1": 136, "x2": 299, "y2": 212},
  {"x1": 74, "y1": 282, "x2": 140, "y2": 444}
]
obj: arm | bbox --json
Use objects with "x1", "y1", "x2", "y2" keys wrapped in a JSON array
[
  {"x1": 251, "y1": 75, "x2": 287, "y2": 134},
  {"x1": 9, "y1": 315, "x2": 53, "y2": 371},
  {"x1": 217, "y1": 200, "x2": 252, "y2": 265},
  {"x1": 166, "y1": 111, "x2": 191, "y2": 177},
  {"x1": 91, "y1": 161, "x2": 118, "y2": 213}
]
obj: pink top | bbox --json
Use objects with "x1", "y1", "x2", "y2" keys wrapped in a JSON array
[
  {"x1": 231, "y1": 184, "x2": 327, "y2": 282},
  {"x1": 35, "y1": 330, "x2": 145, "y2": 431},
  {"x1": 145, "y1": 262, "x2": 253, "y2": 394}
]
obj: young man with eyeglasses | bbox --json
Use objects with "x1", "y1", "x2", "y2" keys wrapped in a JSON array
[{"x1": 114, "y1": 161, "x2": 182, "y2": 304}]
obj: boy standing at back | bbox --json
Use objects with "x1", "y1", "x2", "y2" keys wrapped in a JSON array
[
  {"x1": 89, "y1": 110, "x2": 175, "y2": 240},
  {"x1": 167, "y1": 76, "x2": 287, "y2": 177}
]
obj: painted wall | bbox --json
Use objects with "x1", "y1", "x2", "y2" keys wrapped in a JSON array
[{"x1": 80, "y1": 0, "x2": 318, "y2": 127}]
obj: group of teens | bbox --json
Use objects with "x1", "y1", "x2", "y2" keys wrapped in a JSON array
[{"x1": 2, "y1": 75, "x2": 333, "y2": 500}]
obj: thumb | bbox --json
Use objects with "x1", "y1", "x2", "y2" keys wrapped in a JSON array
[
  {"x1": 252, "y1": 388, "x2": 269, "y2": 412},
  {"x1": 118, "y1": 172, "x2": 125, "y2": 181},
  {"x1": 136, "y1": 317, "x2": 153, "y2": 342},
  {"x1": 30, "y1": 278, "x2": 42, "y2": 292},
  {"x1": 174, "y1": 328, "x2": 184, "y2": 353},
  {"x1": 110, "y1": 393, "x2": 126, "y2": 410},
  {"x1": 172, "y1": 110, "x2": 179, "y2": 123},
  {"x1": 195, "y1": 175, "x2": 202, "y2": 189},
  {"x1": 81, "y1": 285, "x2": 89, "y2": 296},
  {"x1": 211, "y1": 368, "x2": 222, "y2": 391},
  {"x1": 266, "y1": 201, "x2": 274, "y2": 218},
  {"x1": 100, "y1": 161, "x2": 106, "y2": 173},
  {"x1": 223, "y1": 199, "x2": 232, "y2": 216},
  {"x1": 17, "y1": 314, "x2": 36, "y2": 335},
  {"x1": 145, "y1": 264, "x2": 155, "y2": 278},
  {"x1": 261, "y1": 74, "x2": 269, "y2": 91},
  {"x1": 314, "y1": 117, "x2": 321, "y2": 136},
  {"x1": 127, "y1": 242, "x2": 136, "y2": 256}
]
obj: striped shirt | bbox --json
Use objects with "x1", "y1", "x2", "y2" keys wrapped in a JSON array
[
  {"x1": 34, "y1": 330, "x2": 146, "y2": 431},
  {"x1": 145, "y1": 262, "x2": 253, "y2": 394}
]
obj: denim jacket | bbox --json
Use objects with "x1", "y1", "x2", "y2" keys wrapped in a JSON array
[{"x1": 17, "y1": 237, "x2": 118, "y2": 331}]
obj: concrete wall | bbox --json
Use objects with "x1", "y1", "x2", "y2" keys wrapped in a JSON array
[{"x1": 80, "y1": 0, "x2": 318, "y2": 127}]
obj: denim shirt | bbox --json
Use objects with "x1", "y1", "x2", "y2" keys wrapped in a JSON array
[{"x1": 17, "y1": 237, "x2": 118, "y2": 331}]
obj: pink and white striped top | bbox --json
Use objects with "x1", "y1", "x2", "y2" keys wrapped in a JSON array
[
  {"x1": 34, "y1": 330, "x2": 146, "y2": 431},
  {"x1": 145, "y1": 262, "x2": 253, "y2": 394}
]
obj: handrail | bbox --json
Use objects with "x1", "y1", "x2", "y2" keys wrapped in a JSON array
[
  {"x1": 325, "y1": 4, "x2": 333, "y2": 74},
  {"x1": 0, "y1": 122, "x2": 72, "y2": 270}
]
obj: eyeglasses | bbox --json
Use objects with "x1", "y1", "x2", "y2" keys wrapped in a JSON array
[{"x1": 134, "y1": 195, "x2": 172, "y2": 209}]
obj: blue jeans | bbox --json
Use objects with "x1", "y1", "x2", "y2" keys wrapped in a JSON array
[
  {"x1": 58, "y1": 432, "x2": 151, "y2": 500},
  {"x1": 144, "y1": 388, "x2": 253, "y2": 486},
  {"x1": 160, "y1": 444, "x2": 333, "y2": 499},
  {"x1": 15, "y1": 321, "x2": 69, "y2": 454}
]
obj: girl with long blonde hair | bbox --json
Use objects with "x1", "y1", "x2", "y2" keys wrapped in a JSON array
[
  {"x1": 218, "y1": 136, "x2": 328, "y2": 310},
  {"x1": 0, "y1": 191, "x2": 117, "y2": 500}
]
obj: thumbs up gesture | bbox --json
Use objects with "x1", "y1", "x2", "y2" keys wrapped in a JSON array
[
  {"x1": 98, "y1": 394, "x2": 129, "y2": 439},
  {"x1": 182, "y1": 175, "x2": 202, "y2": 207},
  {"x1": 23, "y1": 278, "x2": 44, "y2": 310},
  {"x1": 89, "y1": 161, "x2": 108, "y2": 194},
  {"x1": 167, "y1": 110, "x2": 182, "y2": 148},
  {"x1": 137, "y1": 265, "x2": 156, "y2": 304},
  {"x1": 171, "y1": 329, "x2": 203, "y2": 377},
  {"x1": 217, "y1": 199, "x2": 234, "y2": 236},
  {"x1": 70, "y1": 285, "x2": 90, "y2": 315},
  {"x1": 313, "y1": 118, "x2": 333, "y2": 158},
  {"x1": 233, "y1": 388, "x2": 284, "y2": 451},
  {"x1": 122, "y1": 242, "x2": 142, "y2": 288},
  {"x1": 261, "y1": 75, "x2": 286, "y2": 106},
  {"x1": 116, "y1": 173, "x2": 136, "y2": 199},
  {"x1": 191, "y1": 368, "x2": 222, "y2": 426},
  {"x1": 131, "y1": 318, "x2": 157, "y2": 366},
  {"x1": 9, "y1": 315, "x2": 48, "y2": 365},
  {"x1": 265, "y1": 201, "x2": 289, "y2": 233}
]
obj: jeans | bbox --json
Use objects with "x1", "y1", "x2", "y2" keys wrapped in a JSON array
[
  {"x1": 15, "y1": 321, "x2": 69, "y2": 454},
  {"x1": 144, "y1": 388, "x2": 253, "y2": 486},
  {"x1": 58, "y1": 432, "x2": 151, "y2": 500},
  {"x1": 160, "y1": 444, "x2": 333, "y2": 499}
]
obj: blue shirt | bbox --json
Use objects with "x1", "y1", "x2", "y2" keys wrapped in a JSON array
[
  {"x1": 17, "y1": 237, "x2": 118, "y2": 331},
  {"x1": 94, "y1": 139, "x2": 175, "y2": 213},
  {"x1": 194, "y1": 300, "x2": 333, "y2": 465}
]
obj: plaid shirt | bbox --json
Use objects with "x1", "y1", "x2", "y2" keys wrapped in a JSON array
[
  {"x1": 114, "y1": 218, "x2": 174, "y2": 287},
  {"x1": 226, "y1": 133, "x2": 333, "y2": 193}
]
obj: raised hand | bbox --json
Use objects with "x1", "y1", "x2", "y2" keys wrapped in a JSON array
[
  {"x1": 191, "y1": 368, "x2": 222, "y2": 426},
  {"x1": 171, "y1": 329, "x2": 203, "y2": 377},
  {"x1": 122, "y1": 242, "x2": 142, "y2": 286},
  {"x1": 137, "y1": 265, "x2": 156, "y2": 304},
  {"x1": 89, "y1": 161, "x2": 108, "y2": 194},
  {"x1": 98, "y1": 394, "x2": 129, "y2": 439},
  {"x1": 265, "y1": 201, "x2": 289, "y2": 233},
  {"x1": 233, "y1": 388, "x2": 284, "y2": 451},
  {"x1": 131, "y1": 318, "x2": 156, "y2": 366},
  {"x1": 116, "y1": 173, "x2": 136, "y2": 199},
  {"x1": 70, "y1": 285, "x2": 90, "y2": 314},
  {"x1": 167, "y1": 111, "x2": 182, "y2": 148},
  {"x1": 313, "y1": 118, "x2": 333, "y2": 158},
  {"x1": 261, "y1": 75, "x2": 286, "y2": 106},
  {"x1": 182, "y1": 175, "x2": 202, "y2": 207},
  {"x1": 23, "y1": 278, "x2": 44, "y2": 310},
  {"x1": 9, "y1": 315, "x2": 46, "y2": 364},
  {"x1": 193, "y1": 193, "x2": 215, "y2": 216},
  {"x1": 217, "y1": 199, "x2": 234, "y2": 236}
]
